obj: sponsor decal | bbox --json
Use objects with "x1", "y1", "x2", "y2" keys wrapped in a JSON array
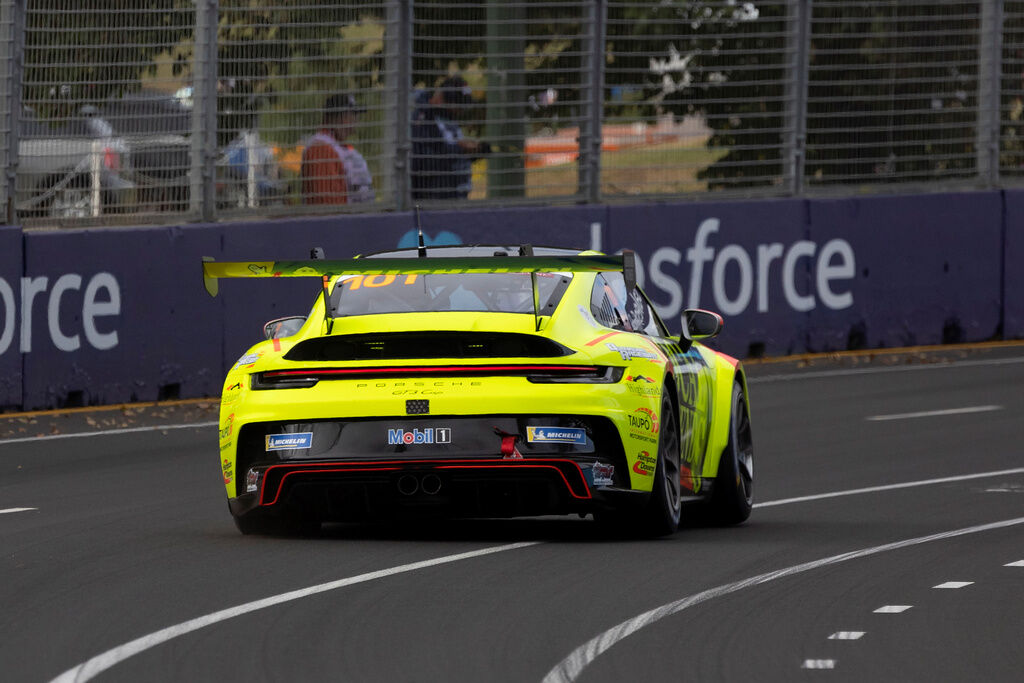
[
  {"x1": 624, "y1": 374, "x2": 661, "y2": 397},
  {"x1": 221, "y1": 381, "x2": 243, "y2": 406},
  {"x1": 628, "y1": 407, "x2": 660, "y2": 443},
  {"x1": 627, "y1": 374, "x2": 654, "y2": 383},
  {"x1": 606, "y1": 343, "x2": 657, "y2": 361},
  {"x1": 387, "y1": 427, "x2": 452, "y2": 445},
  {"x1": 233, "y1": 352, "x2": 263, "y2": 369},
  {"x1": 265, "y1": 432, "x2": 313, "y2": 451},
  {"x1": 633, "y1": 450, "x2": 657, "y2": 476},
  {"x1": 526, "y1": 426, "x2": 587, "y2": 445},
  {"x1": 626, "y1": 289, "x2": 649, "y2": 331},
  {"x1": 245, "y1": 468, "x2": 260, "y2": 494},
  {"x1": 222, "y1": 458, "x2": 233, "y2": 485},
  {"x1": 218, "y1": 413, "x2": 235, "y2": 442},
  {"x1": 592, "y1": 461, "x2": 615, "y2": 487}
]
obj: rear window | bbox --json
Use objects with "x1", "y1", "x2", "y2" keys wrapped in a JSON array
[{"x1": 330, "y1": 272, "x2": 572, "y2": 316}]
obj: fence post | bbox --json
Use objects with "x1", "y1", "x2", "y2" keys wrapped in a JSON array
[
  {"x1": 191, "y1": 0, "x2": 218, "y2": 222},
  {"x1": 1, "y1": 0, "x2": 23, "y2": 225},
  {"x1": 578, "y1": 0, "x2": 605, "y2": 203},
  {"x1": 977, "y1": 0, "x2": 1003, "y2": 187},
  {"x1": 388, "y1": 0, "x2": 412, "y2": 211},
  {"x1": 784, "y1": 0, "x2": 810, "y2": 196},
  {"x1": 485, "y1": 0, "x2": 526, "y2": 198}
]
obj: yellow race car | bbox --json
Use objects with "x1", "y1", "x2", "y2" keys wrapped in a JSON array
[{"x1": 204, "y1": 244, "x2": 753, "y2": 535}]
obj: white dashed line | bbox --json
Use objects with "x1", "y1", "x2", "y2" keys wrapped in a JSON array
[
  {"x1": 801, "y1": 659, "x2": 836, "y2": 669},
  {"x1": 866, "y1": 405, "x2": 1001, "y2": 422},
  {"x1": 933, "y1": 581, "x2": 973, "y2": 589},
  {"x1": 828, "y1": 631, "x2": 865, "y2": 640},
  {"x1": 873, "y1": 605, "x2": 913, "y2": 613},
  {"x1": 542, "y1": 516, "x2": 1024, "y2": 683},
  {"x1": 755, "y1": 467, "x2": 1024, "y2": 508},
  {"x1": 0, "y1": 507, "x2": 37, "y2": 515},
  {"x1": 1005, "y1": 560, "x2": 1024, "y2": 567}
]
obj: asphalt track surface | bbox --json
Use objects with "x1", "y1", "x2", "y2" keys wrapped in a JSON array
[{"x1": 2, "y1": 345, "x2": 1023, "y2": 682}]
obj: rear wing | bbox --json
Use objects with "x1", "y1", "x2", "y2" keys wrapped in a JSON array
[
  {"x1": 202, "y1": 251, "x2": 636, "y2": 333},
  {"x1": 201, "y1": 253, "x2": 636, "y2": 297}
]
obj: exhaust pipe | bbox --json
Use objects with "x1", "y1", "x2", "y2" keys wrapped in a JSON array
[
  {"x1": 397, "y1": 474, "x2": 419, "y2": 496},
  {"x1": 421, "y1": 474, "x2": 443, "y2": 495}
]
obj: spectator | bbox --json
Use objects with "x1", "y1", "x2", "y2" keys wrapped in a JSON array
[
  {"x1": 301, "y1": 93, "x2": 375, "y2": 205},
  {"x1": 411, "y1": 75, "x2": 488, "y2": 200}
]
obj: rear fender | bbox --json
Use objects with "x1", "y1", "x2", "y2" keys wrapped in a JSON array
[{"x1": 700, "y1": 352, "x2": 748, "y2": 480}]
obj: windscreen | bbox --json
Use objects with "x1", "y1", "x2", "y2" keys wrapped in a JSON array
[{"x1": 330, "y1": 272, "x2": 571, "y2": 316}]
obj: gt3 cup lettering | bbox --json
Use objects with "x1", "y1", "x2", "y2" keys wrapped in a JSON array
[{"x1": 387, "y1": 427, "x2": 452, "y2": 445}]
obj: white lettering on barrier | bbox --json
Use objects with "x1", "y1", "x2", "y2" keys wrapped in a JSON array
[
  {"x1": 0, "y1": 272, "x2": 121, "y2": 356},
  {"x1": 636, "y1": 218, "x2": 856, "y2": 321}
]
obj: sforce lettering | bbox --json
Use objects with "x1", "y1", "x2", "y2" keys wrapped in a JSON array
[{"x1": 387, "y1": 427, "x2": 452, "y2": 445}]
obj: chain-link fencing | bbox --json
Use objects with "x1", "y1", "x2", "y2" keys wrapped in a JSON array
[{"x1": 2, "y1": 0, "x2": 1024, "y2": 227}]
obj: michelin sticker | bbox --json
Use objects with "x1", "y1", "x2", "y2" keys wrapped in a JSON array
[
  {"x1": 266, "y1": 432, "x2": 313, "y2": 451},
  {"x1": 526, "y1": 426, "x2": 587, "y2": 445}
]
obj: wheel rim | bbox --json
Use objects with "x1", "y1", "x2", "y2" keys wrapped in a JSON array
[
  {"x1": 733, "y1": 389, "x2": 753, "y2": 506},
  {"x1": 660, "y1": 395, "x2": 681, "y2": 513}
]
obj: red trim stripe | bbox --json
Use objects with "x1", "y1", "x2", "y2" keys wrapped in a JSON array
[
  {"x1": 263, "y1": 364, "x2": 597, "y2": 378},
  {"x1": 585, "y1": 332, "x2": 620, "y2": 346}
]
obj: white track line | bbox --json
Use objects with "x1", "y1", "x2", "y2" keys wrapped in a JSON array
[
  {"x1": 867, "y1": 405, "x2": 1001, "y2": 421},
  {"x1": 747, "y1": 356, "x2": 1024, "y2": 383},
  {"x1": 754, "y1": 468, "x2": 1024, "y2": 508},
  {"x1": 50, "y1": 541, "x2": 539, "y2": 683},
  {"x1": 542, "y1": 516, "x2": 1024, "y2": 683},
  {"x1": 0, "y1": 422, "x2": 217, "y2": 446},
  {"x1": 0, "y1": 507, "x2": 37, "y2": 515}
]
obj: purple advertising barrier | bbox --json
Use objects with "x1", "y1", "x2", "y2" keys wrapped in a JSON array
[
  {"x1": 1004, "y1": 190, "x2": 1024, "y2": 340},
  {"x1": 603, "y1": 199, "x2": 810, "y2": 358},
  {"x1": 415, "y1": 205, "x2": 608, "y2": 251},
  {"x1": 0, "y1": 225, "x2": 23, "y2": 409},
  {"x1": 20, "y1": 225, "x2": 224, "y2": 409},
  {"x1": 806, "y1": 192, "x2": 1003, "y2": 350}
]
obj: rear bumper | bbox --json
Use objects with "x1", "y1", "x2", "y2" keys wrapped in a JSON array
[{"x1": 230, "y1": 457, "x2": 643, "y2": 522}]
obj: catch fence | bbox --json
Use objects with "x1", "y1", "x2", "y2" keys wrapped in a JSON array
[{"x1": 1, "y1": 0, "x2": 1023, "y2": 227}]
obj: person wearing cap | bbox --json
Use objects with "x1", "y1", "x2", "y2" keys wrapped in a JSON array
[
  {"x1": 411, "y1": 75, "x2": 488, "y2": 200},
  {"x1": 301, "y1": 93, "x2": 375, "y2": 205}
]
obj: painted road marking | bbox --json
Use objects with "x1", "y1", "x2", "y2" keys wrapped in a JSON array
[
  {"x1": 828, "y1": 631, "x2": 865, "y2": 640},
  {"x1": 873, "y1": 605, "x2": 913, "y2": 614},
  {"x1": 1005, "y1": 560, "x2": 1024, "y2": 567},
  {"x1": 801, "y1": 659, "x2": 836, "y2": 669},
  {"x1": 933, "y1": 581, "x2": 973, "y2": 589},
  {"x1": 0, "y1": 422, "x2": 218, "y2": 446},
  {"x1": 747, "y1": 356, "x2": 1024, "y2": 383},
  {"x1": 0, "y1": 507, "x2": 36, "y2": 515},
  {"x1": 49, "y1": 542, "x2": 539, "y2": 683},
  {"x1": 866, "y1": 405, "x2": 1001, "y2": 422},
  {"x1": 49, "y1": 466, "x2": 1024, "y2": 679},
  {"x1": 541, "y1": 516, "x2": 1024, "y2": 683},
  {"x1": 755, "y1": 467, "x2": 1024, "y2": 508}
]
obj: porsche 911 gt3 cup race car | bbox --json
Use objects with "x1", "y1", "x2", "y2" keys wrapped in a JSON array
[{"x1": 203, "y1": 244, "x2": 753, "y2": 535}]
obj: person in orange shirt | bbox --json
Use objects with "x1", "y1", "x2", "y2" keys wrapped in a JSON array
[{"x1": 301, "y1": 93, "x2": 375, "y2": 205}]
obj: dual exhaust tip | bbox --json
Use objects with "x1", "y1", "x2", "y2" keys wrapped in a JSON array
[{"x1": 397, "y1": 473, "x2": 443, "y2": 496}]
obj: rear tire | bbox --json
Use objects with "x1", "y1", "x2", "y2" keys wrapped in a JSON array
[
  {"x1": 709, "y1": 382, "x2": 753, "y2": 525},
  {"x1": 639, "y1": 390, "x2": 682, "y2": 536}
]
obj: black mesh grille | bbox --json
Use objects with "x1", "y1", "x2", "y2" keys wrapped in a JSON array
[{"x1": 284, "y1": 332, "x2": 572, "y2": 362}]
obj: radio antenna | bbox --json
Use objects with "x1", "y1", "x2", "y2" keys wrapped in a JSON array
[{"x1": 415, "y1": 205, "x2": 427, "y2": 258}]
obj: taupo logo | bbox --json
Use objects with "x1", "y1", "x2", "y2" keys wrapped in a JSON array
[{"x1": 0, "y1": 272, "x2": 121, "y2": 355}]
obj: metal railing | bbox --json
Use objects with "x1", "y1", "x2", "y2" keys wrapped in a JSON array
[{"x1": 1, "y1": 0, "x2": 1023, "y2": 227}]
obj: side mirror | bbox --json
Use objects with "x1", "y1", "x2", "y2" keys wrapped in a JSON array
[
  {"x1": 678, "y1": 309, "x2": 723, "y2": 350},
  {"x1": 263, "y1": 316, "x2": 306, "y2": 341}
]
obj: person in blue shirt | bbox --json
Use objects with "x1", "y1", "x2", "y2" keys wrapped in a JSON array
[{"x1": 411, "y1": 75, "x2": 489, "y2": 200}]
